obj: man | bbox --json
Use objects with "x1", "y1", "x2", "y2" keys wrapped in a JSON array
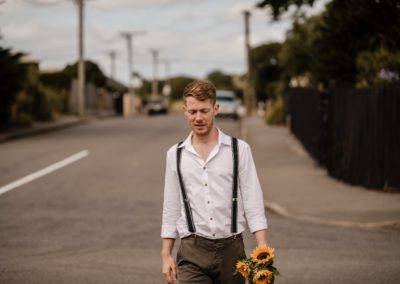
[{"x1": 161, "y1": 80, "x2": 268, "y2": 284}]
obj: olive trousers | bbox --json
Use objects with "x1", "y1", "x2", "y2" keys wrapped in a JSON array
[{"x1": 176, "y1": 234, "x2": 246, "y2": 284}]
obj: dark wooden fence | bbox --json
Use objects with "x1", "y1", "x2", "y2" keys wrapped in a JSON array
[{"x1": 287, "y1": 87, "x2": 400, "y2": 191}]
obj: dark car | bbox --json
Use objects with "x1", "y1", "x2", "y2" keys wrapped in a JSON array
[{"x1": 145, "y1": 97, "x2": 169, "y2": 115}]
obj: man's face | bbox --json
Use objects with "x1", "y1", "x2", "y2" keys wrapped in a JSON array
[{"x1": 183, "y1": 96, "x2": 219, "y2": 137}]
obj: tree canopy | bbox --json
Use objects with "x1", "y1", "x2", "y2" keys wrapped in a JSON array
[
  {"x1": 255, "y1": 0, "x2": 400, "y2": 88},
  {"x1": 168, "y1": 76, "x2": 197, "y2": 101},
  {"x1": 0, "y1": 47, "x2": 28, "y2": 128},
  {"x1": 250, "y1": 42, "x2": 282, "y2": 101},
  {"x1": 256, "y1": 0, "x2": 315, "y2": 20}
]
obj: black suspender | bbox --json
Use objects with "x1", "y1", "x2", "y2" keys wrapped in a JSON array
[
  {"x1": 176, "y1": 141, "x2": 196, "y2": 233},
  {"x1": 176, "y1": 137, "x2": 239, "y2": 235},
  {"x1": 231, "y1": 136, "x2": 239, "y2": 234}
]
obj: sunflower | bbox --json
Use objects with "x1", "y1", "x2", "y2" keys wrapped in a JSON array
[
  {"x1": 253, "y1": 269, "x2": 273, "y2": 284},
  {"x1": 250, "y1": 245, "x2": 275, "y2": 265},
  {"x1": 236, "y1": 261, "x2": 251, "y2": 278}
]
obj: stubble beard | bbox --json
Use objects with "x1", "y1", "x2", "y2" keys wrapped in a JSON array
[{"x1": 192, "y1": 120, "x2": 214, "y2": 137}]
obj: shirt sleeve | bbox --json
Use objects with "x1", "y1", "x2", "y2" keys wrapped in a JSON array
[
  {"x1": 161, "y1": 147, "x2": 181, "y2": 239},
  {"x1": 239, "y1": 142, "x2": 268, "y2": 233}
]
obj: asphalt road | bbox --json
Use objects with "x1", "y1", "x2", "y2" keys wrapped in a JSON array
[{"x1": 0, "y1": 114, "x2": 399, "y2": 283}]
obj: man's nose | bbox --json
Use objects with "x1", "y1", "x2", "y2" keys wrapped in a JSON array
[{"x1": 195, "y1": 112, "x2": 203, "y2": 121}]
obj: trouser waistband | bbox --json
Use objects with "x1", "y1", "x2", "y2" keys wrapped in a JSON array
[{"x1": 181, "y1": 233, "x2": 242, "y2": 244}]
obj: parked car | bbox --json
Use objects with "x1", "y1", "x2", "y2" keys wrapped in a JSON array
[
  {"x1": 216, "y1": 90, "x2": 243, "y2": 119},
  {"x1": 145, "y1": 97, "x2": 169, "y2": 115}
]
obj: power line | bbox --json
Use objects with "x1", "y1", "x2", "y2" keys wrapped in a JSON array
[
  {"x1": 85, "y1": 8, "x2": 118, "y2": 44},
  {"x1": 120, "y1": 31, "x2": 146, "y2": 93}
]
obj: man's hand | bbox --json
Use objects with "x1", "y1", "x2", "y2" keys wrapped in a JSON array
[
  {"x1": 161, "y1": 238, "x2": 177, "y2": 283},
  {"x1": 162, "y1": 254, "x2": 177, "y2": 284}
]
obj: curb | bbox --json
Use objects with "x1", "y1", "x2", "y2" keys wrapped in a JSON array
[
  {"x1": 265, "y1": 201, "x2": 400, "y2": 232},
  {"x1": 0, "y1": 118, "x2": 91, "y2": 144}
]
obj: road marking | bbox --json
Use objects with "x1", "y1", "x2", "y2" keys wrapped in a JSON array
[
  {"x1": 265, "y1": 200, "x2": 400, "y2": 231},
  {"x1": 0, "y1": 150, "x2": 89, "y2": 196}
]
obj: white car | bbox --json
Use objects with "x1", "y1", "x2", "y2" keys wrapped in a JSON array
[
  {"x1": 216, "y1": 90, "x2": 242, "y2": 119},
  {"x1": 145, "y1": 97, "x2": 169, "y2": 115}
]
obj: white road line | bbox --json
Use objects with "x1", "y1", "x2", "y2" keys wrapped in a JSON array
[{"x1": 0, "y1": 150, "x2": 89, "y2": 196}]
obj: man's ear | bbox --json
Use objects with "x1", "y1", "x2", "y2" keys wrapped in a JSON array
[{"x1": 214, "y1": 103, "x2": 219, "y2": 116}]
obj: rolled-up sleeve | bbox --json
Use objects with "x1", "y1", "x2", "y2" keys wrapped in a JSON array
[
  {"x1": 239, "y1": 142, "x2": 268, "y2": 233},
  {"x1": 161, "y1": 147, "x2": 181, "y2": 239}
]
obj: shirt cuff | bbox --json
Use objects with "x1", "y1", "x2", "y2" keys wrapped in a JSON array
[
  {"x1": 248, "y1": 219, "x2": 268, "y2": 234},
  {"x1": 161, "y1": 225, "x2": 179, "y2": 239}
]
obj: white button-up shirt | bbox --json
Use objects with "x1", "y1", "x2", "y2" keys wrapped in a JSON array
[{"x1": 161, "y1": 128, "x2": 268, "y2": 239}]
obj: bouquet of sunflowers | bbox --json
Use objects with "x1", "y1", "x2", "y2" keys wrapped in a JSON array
[{"x1": 235, "y1": 245, "x2": 280, "y2": 284}]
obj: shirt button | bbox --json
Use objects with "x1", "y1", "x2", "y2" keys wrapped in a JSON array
[
  {"x1": 210, "y1": 217, "x2": 213, "y2": 220},
  {"x1": 213, "y1": 234, "x2": 215, "y2": 237},
  {"x1": 207, "y1": 201, "x2": 210, "y2": 204},
  {"x1": 203, "y1": 166, "x2": 206, "y2": 170},
  {"x1": 204, "y1": 183, "x2": 207, "y2": 187}
]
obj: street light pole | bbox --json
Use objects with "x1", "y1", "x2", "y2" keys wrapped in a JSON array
[
  {"x1": 120, "y1": 31, "x2": 146, "y2": 94},
  {"x1": 243, "y1": 10, "x2": 253, "y2": 116},
  {"x1": 77, "y1": 0, "x2": 85, "y2": 116},
  {"x1": 149, "y1": 49, "x2": 160, "y2": 97},
  {"x1": 109, "y1": 50, "x2": 116, "y2": 80}
]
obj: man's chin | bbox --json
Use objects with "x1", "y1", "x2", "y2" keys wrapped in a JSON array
[{"x1": 193, "y1": 127, "x2": 209, "y2": 136}]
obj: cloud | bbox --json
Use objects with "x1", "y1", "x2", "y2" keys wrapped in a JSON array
[
  {"x1": 1, "y1": 0, "x2": 329, "y2": 83},
  {"x1": 2, "y1": 22, "x2": 40, "y2": 40},
  {"x1": 90, "y1": 0, "x2": 196, "y2": 10}
]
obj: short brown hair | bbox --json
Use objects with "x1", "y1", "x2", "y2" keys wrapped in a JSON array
[{"x1": 183, "y1": 80, "x2": 216, "y2": 104}]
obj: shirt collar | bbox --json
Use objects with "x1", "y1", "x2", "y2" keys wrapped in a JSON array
[{"x1": 177, "y1": 127, "x2": 232, "y2": 149}]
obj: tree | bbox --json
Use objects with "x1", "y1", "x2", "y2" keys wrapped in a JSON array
[
  {"x1": 169, "y1": 76, "x2": 197, "y2": 101},
  {"x1": 64, "y1": 60, "x2": 107, "y2": 88},
  {"x1": 256, "y1": 0, "x2": 315, "y2": 20},
  {"x1": 0, "y1": 47, "x2": 28, "y2": 129},
  {"x1": 251, "y1": 42, "x2": 282, "y2": 101},
  {"x1": 312, "y1": 0, "x2": 400, "y2": 86},
  {"x1": 356, "y1": 48, "x2": 400, "y2": 87},
  {"x1": 41, "y1": 60, "x2": 107, "y2": 91},
  {"x1": 206, "y1": 70, "x2": 233, "y2": 90},
  {"x1": 278, "y1": 16, "x2": 322, "y2": 85}
]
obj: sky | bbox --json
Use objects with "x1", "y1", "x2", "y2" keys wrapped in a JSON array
[{"x1": 0, "y1": 0, "x2": 329, "y2": 86}]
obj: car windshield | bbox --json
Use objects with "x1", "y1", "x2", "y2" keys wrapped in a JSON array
[{"x1": 216, "y1": 96, "x2": 234, "y2": 102}]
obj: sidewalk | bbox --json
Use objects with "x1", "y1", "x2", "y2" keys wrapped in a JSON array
[
  {"x1": 246, "y1": 116, "x2": 400, "y2": 231},
  {"x1": 0, "y1": 116, "x2": 90, "y2": 143}
]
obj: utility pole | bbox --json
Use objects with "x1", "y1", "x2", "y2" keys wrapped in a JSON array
[
  {"x1": 149, "y1": 49, "x2": 161, "y2": 97},
  {"x1": 243, "y1": 10, "x2": 253, "y2": 116},
  {"x1": 161, "y1": 59, "x2": 170, "y2": 83},
  {"x1": 120, "y1": 31, "x2": 146, "y2": 93},
  {"x1": 109, "y1": 50, "x2": 116, "y2": 80},
  {"x1": 160, "y1": 59, "x2": 171, "y2": 97},
  {"x1": 76, "y1": 0, "x2": 85, "y2": 116}
]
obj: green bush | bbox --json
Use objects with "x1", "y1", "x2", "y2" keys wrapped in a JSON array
[
  {"x1": 265, "y1": 96, "x2": 285, "y2": 125},
  {"x1": 14, "y1": 112, "x2": 32, "y2": 128},
  {"x1": 30, "y1": 84, "x2": 52, "y2": 121},
  {"x1": 356, "y1": 48, "x2": 400, "y2": 87}
]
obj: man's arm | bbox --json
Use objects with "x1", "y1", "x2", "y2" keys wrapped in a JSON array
[
  {"x1": 253, "y1": 229, "x2": 269, "y2": 246},
  {"x1": 239, "y1": 143, "x2": 269, "y2": 239},
  {"x1": 161, "y1": 238, "x2": 177, "y2": 284}
]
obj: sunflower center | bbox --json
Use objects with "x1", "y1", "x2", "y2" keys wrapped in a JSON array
[{"x1": 258, "y1": 252, "x2": 269, "y2": 260}]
